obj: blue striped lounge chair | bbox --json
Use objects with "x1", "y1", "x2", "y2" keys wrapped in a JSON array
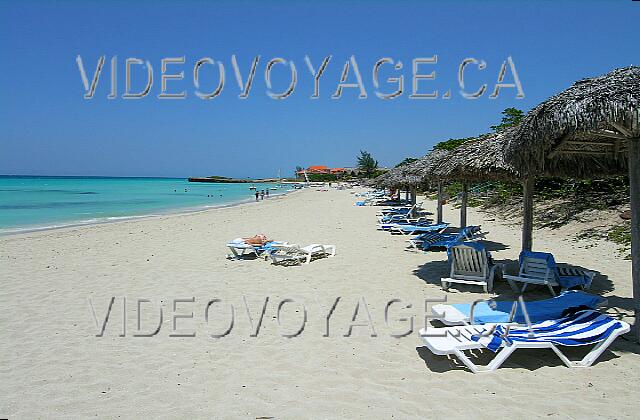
[{"x1": 419, "y1": 309, "x2": 629, "y2": 373}]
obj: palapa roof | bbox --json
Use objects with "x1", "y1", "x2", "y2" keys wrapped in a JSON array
[
  {"x1": 433, "y1": 127, "x2": 520, "y2": 181},
  {"x1": 402, "y1": 149, "x2": 451, "y2": 182},
  {"x1": 371, "y1": 165, "x2": 419, "y2": 188},
  {"x1": 505, "y1": 66, "x2": 640, "y2": 178},
  {"x1": 369, "y1": 170, "x2": 393, "y2": 188},
  {"x1": 370, "y1": 148, "x2": 454, "y2": 188}
]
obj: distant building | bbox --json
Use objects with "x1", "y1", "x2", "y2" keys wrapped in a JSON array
[
  {"x1": 296, "y1": 165, "x2": 343, "y2": 179},
  {"x1": 306, "y1": 165, "x2": 331, "y2": 174},
  {"x1": 296, "y1": 165, "x2": 389, "y2": 179}
]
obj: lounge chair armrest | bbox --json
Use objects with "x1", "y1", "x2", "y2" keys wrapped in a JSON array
[{"x1": 469, "y1": 298, "x2": 496, "y2": 325}]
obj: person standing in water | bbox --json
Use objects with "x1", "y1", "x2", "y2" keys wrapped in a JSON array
[
  {"x1": 260, "y1": 190, "x2": 265, "y2": 200},
  {"x1": 255, "y1": 191, "x2": 259, "y2": 201},
  {"x1": 265, "y1": 189, "x2": 270, "y2": 198}
]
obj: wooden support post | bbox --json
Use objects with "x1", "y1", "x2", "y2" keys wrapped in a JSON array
[
  {"x1": 437, "y1": 182, "x2": 443, "y2": 224},
  {"x1": 522, "y1": 177, "x2": 535, "y2": 252},
  {"x1": 405, "y1": 188, "x2": 409, "y2": 201},
  {"x1": 410, "y1": 187, "x2": 418, "y2": 217},
  {"x1": 628, "y1": 138, "x2": 640, "y2": 342},
  {"x1": 460, "y1": 183, "x2": 468, "y2": 228}
]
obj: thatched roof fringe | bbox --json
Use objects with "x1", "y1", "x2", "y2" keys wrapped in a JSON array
[
  {"x1": 432, "y1": 127, "x2": 520, "y2": 182},
  {"x1": 505, "y1": 66, "x2": 640, "y2": 178}
]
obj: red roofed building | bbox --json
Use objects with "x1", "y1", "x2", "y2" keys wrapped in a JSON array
[
  {"x1": 306, "y1": 165, "x2": 330, "y2": 174},
  {"x1": 296, "y1": 165, "x2": 351, "y2": 179}
]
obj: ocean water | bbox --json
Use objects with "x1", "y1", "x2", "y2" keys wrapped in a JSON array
[{"x1": 0, "y1": 176, "x2": 287, "y2": 233}]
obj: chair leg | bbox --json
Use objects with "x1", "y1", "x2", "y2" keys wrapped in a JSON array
[
  {"x1": 547, "y1": 283, "x2": 557, "y2": 297},
  {"x1": 453, "y1": 349, "x2": 486, "y2": 373},
  {"x1": 487, "y1": 266, "x2": 497, "y2": 293},
  {"x1": 558, "y1": 332, "x2": 623, "y2": 368},
  {"x1": 486, "y1": 345, "x2": 517, "y2": 371},
  {"x1": 506, "y1": 278, "x2": 519, "y2": 293},
  {"x1": 453, "y1": 346, "x2": 516, "y2": 373}
]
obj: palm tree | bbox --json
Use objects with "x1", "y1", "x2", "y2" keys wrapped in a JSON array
[{"x1": 357, "y1": 150, "x2": 378, "y2": 178}]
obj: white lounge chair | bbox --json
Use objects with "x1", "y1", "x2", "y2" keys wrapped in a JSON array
[
  {"x1": 227, "y1": 241, "x2": 260, "y2": 259},
  {"x1": 419, "y1": 309, "x2": 629, "y2": 373},
  {"x1": 441, "y1": 243, "x2": 502, "y2": 293},
  {"x1": 227, "y1": 240, "x2": 287, "y2": 260},
  {"x1": 269, "y1": 243, "x2": 336, "y2": 265},
  {"x1": 504, "y1": 251, "x2": 596, "y2": 296}
]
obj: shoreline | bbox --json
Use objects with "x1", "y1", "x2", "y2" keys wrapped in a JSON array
[{"x1": 0, "y1": 188, "x2": 296, "y2": 238}]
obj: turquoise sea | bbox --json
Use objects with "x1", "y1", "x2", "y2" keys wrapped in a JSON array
[{"x1": 0, "y1": 176, "x2": 288, "y2": 234}]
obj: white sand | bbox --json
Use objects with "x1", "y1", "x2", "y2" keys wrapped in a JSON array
[{"x1": 1, "y1": 188, "x2": 638, "y2": 418}]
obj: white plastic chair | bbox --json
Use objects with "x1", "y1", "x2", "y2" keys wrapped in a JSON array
[{"x1": 441, "y1": 244, "x2": 502, "y2": 293}]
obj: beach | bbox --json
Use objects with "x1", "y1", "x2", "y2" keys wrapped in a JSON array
[{"x1": 1, "y1": 187, "x2": 638, "y2": 418}]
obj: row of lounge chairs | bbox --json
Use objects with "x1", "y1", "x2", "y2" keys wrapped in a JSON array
[
  {"x1": 373, "y1": 200, "x2": 597, "y2": 296},
  {"x1": 370, "y1": 196, "x2": 627, "y2": 373},
  {"x1": 375, "y1": 203, "x2": 484, "y2": 251}
]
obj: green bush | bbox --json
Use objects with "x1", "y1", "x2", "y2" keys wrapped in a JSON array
[
  {"x1": 308, "y1": 173, "x2": 338, "y2": 182},
  {"x1": 433, "y1": 137, "x2": 475, "y2": 151}
]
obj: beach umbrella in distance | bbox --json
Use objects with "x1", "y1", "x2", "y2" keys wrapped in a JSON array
[
  {"x1": 371, "y1": 148, "x2": 451, "y2": 206},
  {"x1": 370, "y1": 169, "x2": 393, "y2": 189},
  {"x1": 431, "y1": 127, "x2": 520, "y2": 228},
  {"x1": 393, "y1": 162, "x2": 424, "y2": 204},
  {"x1": 368, "y1": 162, "x2": 425, "y2": 211},
  {"x1": 504, "y1": 66, "x2": 640, "y2": 341},
  {"x1": 401, "y1": 149, "x2": 451, "y2": 224}
]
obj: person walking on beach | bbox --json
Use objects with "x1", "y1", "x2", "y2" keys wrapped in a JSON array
[
  {"x1": 260, "y1": 190, "x2": 265, "y2": 200},
  {"x1": 255, "y1": 191, "x2": 259, "y2": 201}
]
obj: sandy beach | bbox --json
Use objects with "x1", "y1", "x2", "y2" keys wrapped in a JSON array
[{"x1": 0, "y1": 188, "x2": 638, "y2": 418}]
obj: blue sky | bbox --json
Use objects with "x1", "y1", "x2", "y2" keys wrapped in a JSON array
[{"x1": 1, "y1": 0, "x2": 639, "y2": 178}]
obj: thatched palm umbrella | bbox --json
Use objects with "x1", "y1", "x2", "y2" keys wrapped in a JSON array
[
  {"x1": 433, "y1": 128, "x2": 519, "y2": 181},
  {"x1": 395, "y1": 163, "x2": 425, "y2": 203},
  {"x1": 505, "y1": 66, "x2": 640, "y2": 340},
  {"x1": 402, "y1": 149, "x2": 451, "y2": 222},
  {"x1": 368, "y1": 171, "x2": 389, "y2": 188},
  {"x1": 432, "y1": 128, "x2": 520, "y2": 227},
  {"x1": 370, "y1": 160, "x2": 425, "y2": 203},
  {"x1": 369, "y1": 167, "x2": 410, "y2": 202}
]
